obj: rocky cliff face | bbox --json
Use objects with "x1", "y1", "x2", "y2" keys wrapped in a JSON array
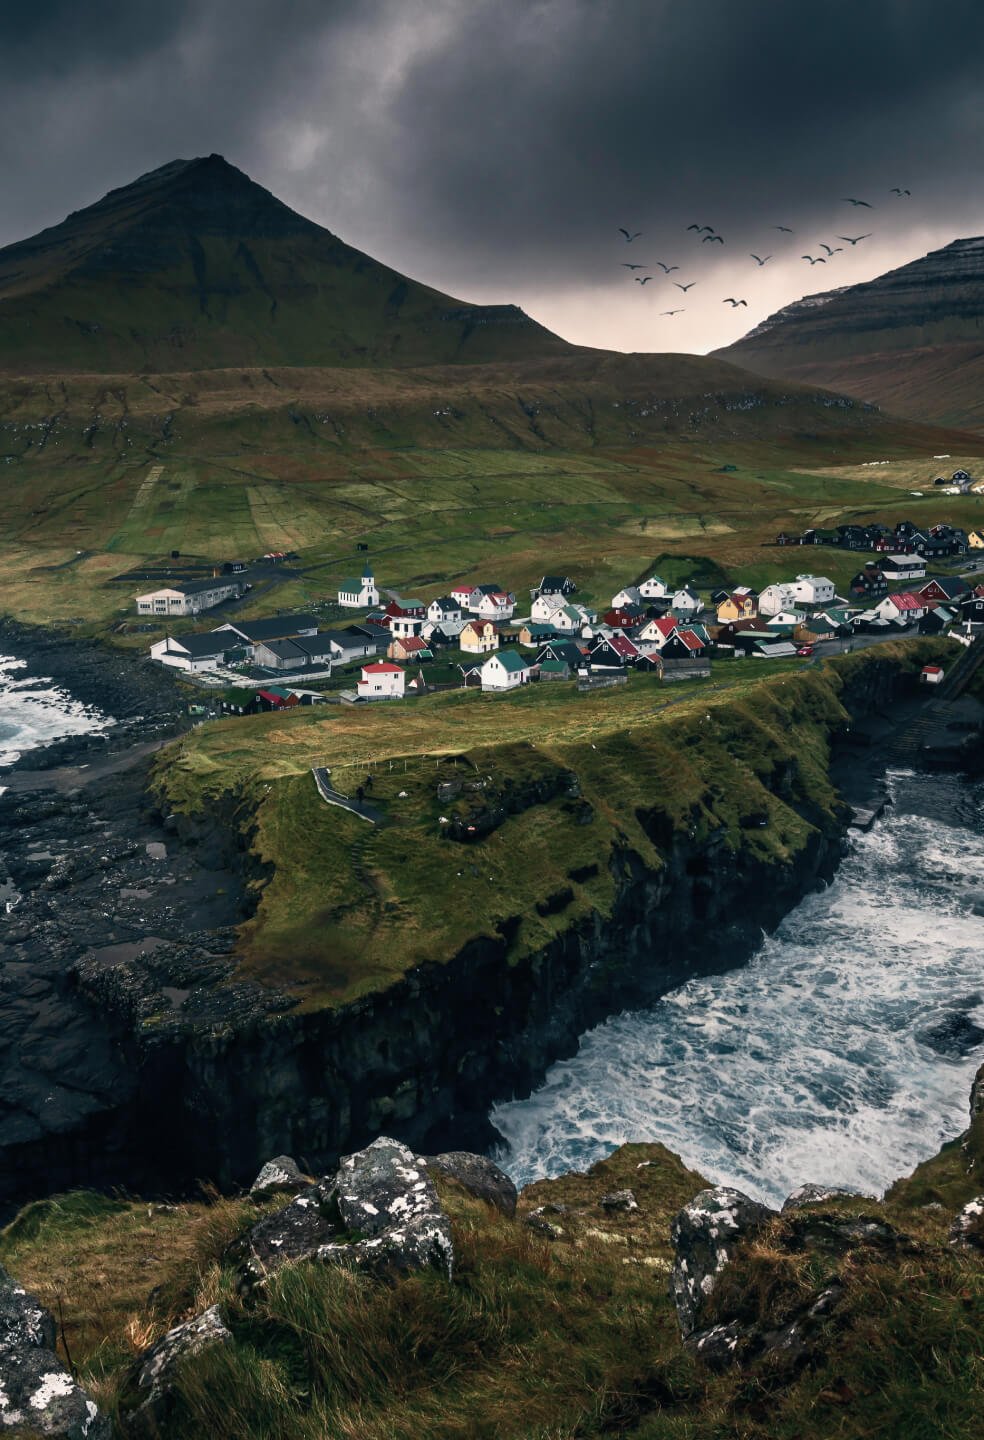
[
  {"x1": 717, "y1": 236, "x2": 984, "y2": 428},
  {"x1": 0, "y1": 655, "x2": 926, "y2": 1213}
]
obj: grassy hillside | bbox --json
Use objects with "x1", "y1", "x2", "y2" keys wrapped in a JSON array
[
  {"x1": 1, "y1": 354, "x2": 980, "y2": 634},
  {"x1": 153, "y1": 641, "x2": 953, "y2": 1008},
  {"x1": 2, "y1": 1099, "x2": 982, "y2": 1440}
]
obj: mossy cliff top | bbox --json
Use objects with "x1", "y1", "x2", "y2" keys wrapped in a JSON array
[
  {"x1": 2, "y1": 1066, "x2": 982, "y2": 1440},
  {"x1": 151, "y1": 641, "x2": 953, "y2": 1008}
]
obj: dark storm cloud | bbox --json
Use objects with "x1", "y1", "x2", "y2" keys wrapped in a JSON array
[{"x1": 1, "y1": 0, "x2": 982, "y2": 349}]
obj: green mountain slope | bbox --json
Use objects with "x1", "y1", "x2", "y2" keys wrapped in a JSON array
[
  {"x1": 0, "y1": 155, "x2": 574, "y2": 373},
  {"x1": 716, "y1": 237, "x2": 984, "y2": 429}
]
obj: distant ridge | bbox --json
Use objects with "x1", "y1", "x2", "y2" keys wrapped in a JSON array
[
  {"x1": 0, "y1": 155, "x2": 575, "y2": 373},
  {"x1": 716, "y1": 236, "x2": 984, "y2": 429}
]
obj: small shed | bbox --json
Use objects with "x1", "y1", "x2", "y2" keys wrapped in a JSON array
[{"x1": 920, "y1": 665, "x2": 944, "y2": 686}]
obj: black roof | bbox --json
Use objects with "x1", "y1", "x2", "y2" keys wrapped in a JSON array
[
  {"x1": 537, "y1": 641, "x2": 585, "y2": 667},
  {"x1": 218, "y1": 613, "x2": 319, "y2": 642},
  {"x1": 167, "y1": 575, "x2": 243, "y2": 596},
  {"x1": 430, "y1": 595, "x2": 460, "y2": 610},
  {"x1": 167, "y1": 631, "x2": 233, "y2": 657}
]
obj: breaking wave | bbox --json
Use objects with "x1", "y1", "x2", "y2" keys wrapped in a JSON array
[{"x1": 492, "y1": 770, "x2": 984, "y2": 1206}]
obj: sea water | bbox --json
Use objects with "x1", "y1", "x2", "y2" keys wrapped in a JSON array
[
  {"x1": 0, "y1": 654, "x2": 109, "y2": 769},
  {"x1": 492, "y1": 769, "x2": 984, "y2": 1206}
]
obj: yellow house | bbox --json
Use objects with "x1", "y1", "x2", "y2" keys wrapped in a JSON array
[
  {"x1": 968, "y1": 530, "x2": 984, "y2": 549},
  {"x1": 716, "y1": 588, "x2": 758, "y2": 623},
  {"x1": 460, "y1": 619, "x2": 500, "y2": 654}
]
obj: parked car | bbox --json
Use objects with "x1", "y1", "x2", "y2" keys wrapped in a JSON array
[{"x1": 796, "y1": 645, "x2": 815, "y2": 657}]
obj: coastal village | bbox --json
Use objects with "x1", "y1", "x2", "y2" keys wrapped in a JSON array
[{"x1": 135, "y1": 492, "x2": 984, "y2": 714}]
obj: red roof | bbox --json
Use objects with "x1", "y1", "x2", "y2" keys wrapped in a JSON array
[
  {"x1": 922, "y1": 665, "x2": 943, "y2": 675},
  {"x1": 888, "y1": 592, "x2": 921, "y2": 611},
  {"x1": 675, "y1": 629, "x2": 706, "y2": 651},
  {"x1": 648, "y1": 616, "x2": 677, "y2": 638},
  {"x1": 362, "y1": 662, "x2": 403, "y2": 674},
  {"x1": 395, "y1": 636, "x2": 428, "y2": 653},
  {"x1": 608, "y1": 634, "x2": 640, "y2": 657}
]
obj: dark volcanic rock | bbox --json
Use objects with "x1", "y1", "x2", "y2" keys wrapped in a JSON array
[
  {"x1": 949, "y1": 1196, "x2": 984, "y2": 1251},
  {"x1": 124, "y1": 1305, "x2": 232, "y2": 1438},
  {"x1": 423, "y1": 1151, "x2": 518, "y2": 1216},
  {"x1": 917, "y1": 1011, "x2": 984, "y2": 1058},
  {"x1": 234, "y1": 1138, "x2": 454, "y2": 1288},
  {"x1": 670, "y1": 1187, "x2": 777, "y2": 1337},
  {"x1": 250, "y1": 1155, "x2": 310, "y2": 1198},
  {"x1": 0, "y1": 1262, "x2": 111, "y2": 1437},
  {"x1": 781, "y1": 1183, "x2": 873, "y2": 1212}
]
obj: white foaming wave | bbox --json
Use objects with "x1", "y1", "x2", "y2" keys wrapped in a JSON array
[
  {"x1": 493, "y1": 772, "x2": 984, "y2": 1203},
  {"x1": 0, "y1": 654, "x2": 111, "y2": 768}
]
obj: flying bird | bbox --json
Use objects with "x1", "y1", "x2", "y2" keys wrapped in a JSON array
[
  {"x1": 634, "y1": 275, "x2": 653, "y2": 284},
  {"x1": 890, "y1": 187, "x2": 911, "y2": 196},
  {"x1": 750, "y1": 254, "x2": 772, "y2": 266},
  {"x1": 702, "y1": 233, "x2": 724, "y2": 244},
  {"x1": 618, "y1": 228, "x2": 642, "y2": 241},
  {"x1": 687, "y1": 224, "x2": 715, "y2": 233},
  {"x1": 819, "y1": 243, "x2": 844, "y2": 256},
  {"x1": 660, "y1": 309, "x2": 685, "y2": 315},
  {"x1": 674, "y1": 281, "x2": 697, "y2": 291},
  {"x1": 841, "y1": 197, "x2": 872, "y2": 207},
  {"x1": 801, "y1": 255, "x2": 827, "y2": 264},
  {"x1": 836, "y1": 234, "x2": 872, "y2": 244},
  {"x1": 773, "y1": 225, "x2": 794, "y2": 233},
  {"x1": 621, "y1": 263, "x2": 648, "y2": 270},
  {"x1": 723, "y1": 298, "x2": 748, "y2": 307},
  {"x1": 655, "y1": 262, "x2": 679, "y2": 273}
]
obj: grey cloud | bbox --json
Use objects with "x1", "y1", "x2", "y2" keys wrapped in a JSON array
[{"x1": 0, "y1": 0, "x2": 982, "y2": 352}]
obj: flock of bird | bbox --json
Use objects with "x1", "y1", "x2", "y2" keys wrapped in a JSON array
[{"x1": 616, "y1": 189, "x2": 910, "y2": 318}]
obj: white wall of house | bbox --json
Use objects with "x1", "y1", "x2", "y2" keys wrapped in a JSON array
[
  {"x1": 473, "y1": 592, "x2": 515, "y2": 620},
  {"x1": 611, "y1": 586, "x2": 642, "y2": 608},
  {"x1": 758, "y1": 583, "x2": 797, "y2": 617},
  {"x1": 880, "y1": 555, "x2": 927, "y2": 580},
  {"x1": 671, "y1": 588, "x2": 702, "y2": 615},
  {"x1": 149, "y1": 639, "x2": 222, "y2": 673},
  {"x1": 390, "y1": 614, "x2": 424, "y2": 638},
  {"x1": 357, "y1": 665, "x2": 404, "y2": 698},
  {"x1": 790, "y1": 575, "x2": 836, "y2": 606},
  {"x1": 639, "y1": 576, "x2": 669, "y2": 598},
  {"x1": 531, "y1": 593, "x2": 567, "y2": 622},
  {"x1": 338, "y1": 572, "x2": 380, "y2": 608},
  {"x1": 136, "y1": 582, "x2": 240, "y2": 616},
  {"x1": 480, "y1": 655, "x2": 530, "y2": 690}
]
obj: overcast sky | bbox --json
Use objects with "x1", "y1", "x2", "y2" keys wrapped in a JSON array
[{"x1": 3, "y1": 0, "x2": 983, "y2": 354}]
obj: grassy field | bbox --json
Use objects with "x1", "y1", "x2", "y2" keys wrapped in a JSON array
[{"x1": 153, "y1": 640, "x2": 953, "y2": 1008}]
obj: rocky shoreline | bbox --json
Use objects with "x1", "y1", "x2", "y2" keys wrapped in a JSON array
[
  {"x1": 0, "y1": 617, "x2": 186, "y2": 771},
  {"x1": 0, "y1": 639, "x2": 978, "y2": 1219}
]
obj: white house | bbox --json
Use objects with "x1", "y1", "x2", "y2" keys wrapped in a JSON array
[
  {"x1": 338, "y1": 568, "x2": 380, "y2": 609},
  {"x1": 480, "y1": 650, "x2": 531, "y2": 691},
  {"x1": 875, "y1": 593, "x2": 925, "y2": 624},
  {"x1": 765, "y1": 610, "x2": 806, "y2": 628},
  {"x1": 136, "y1": 577, "x2": 245, "y2": 617},
  {"x1": 451, "y1": 584, "x2": 478, "y2": 608},
  {"x1": 880, "y1": 554, "x2": 926, "y2": 582},
  {"x1": 390, "y1": 613, "x2": 424, "y2": 640},
  {"x1": 474, "y1": 590, "x2": 516, "y2": 621},
  {"x1": 611, "y1": 585, "x2": 642, "y2": 609},
  {"x1": 639, "y1": 574, "x2": 670, "y2": 599},
  {"x1": 758, "y1": 582, "x2": 798, "y2": 617},
  {"x1": 357, "y1": 661, "x2": 405, "y2": 699},
  {"x1": 427, "y1": 596, "x2": 463, "y2": 624},
  {"x1": 638, "y1": 616, "x2": 678, "y2": 648},
  {"x1": 531, "y1": 592, "x2": 569, "y2": 623},
  {"x1": 551, "y1": 604, "x2": 590, "y2": 633},
  {"x1": 671, "y1": 586, "x2": 702, "y2": 616},
  {"x1": 150, "y1": 633, "x2": 232, "y2": 672},
  {"x1": 790, "y1": 574, "x2": 836, "y2": 607}
]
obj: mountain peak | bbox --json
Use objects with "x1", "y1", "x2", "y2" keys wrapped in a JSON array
[
  {"x1": 0, "y1": 156, "x2": 572, "y2": 373},
  {"x1": 716, "y1": 234, "x2": 984, "y2": 429}
]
